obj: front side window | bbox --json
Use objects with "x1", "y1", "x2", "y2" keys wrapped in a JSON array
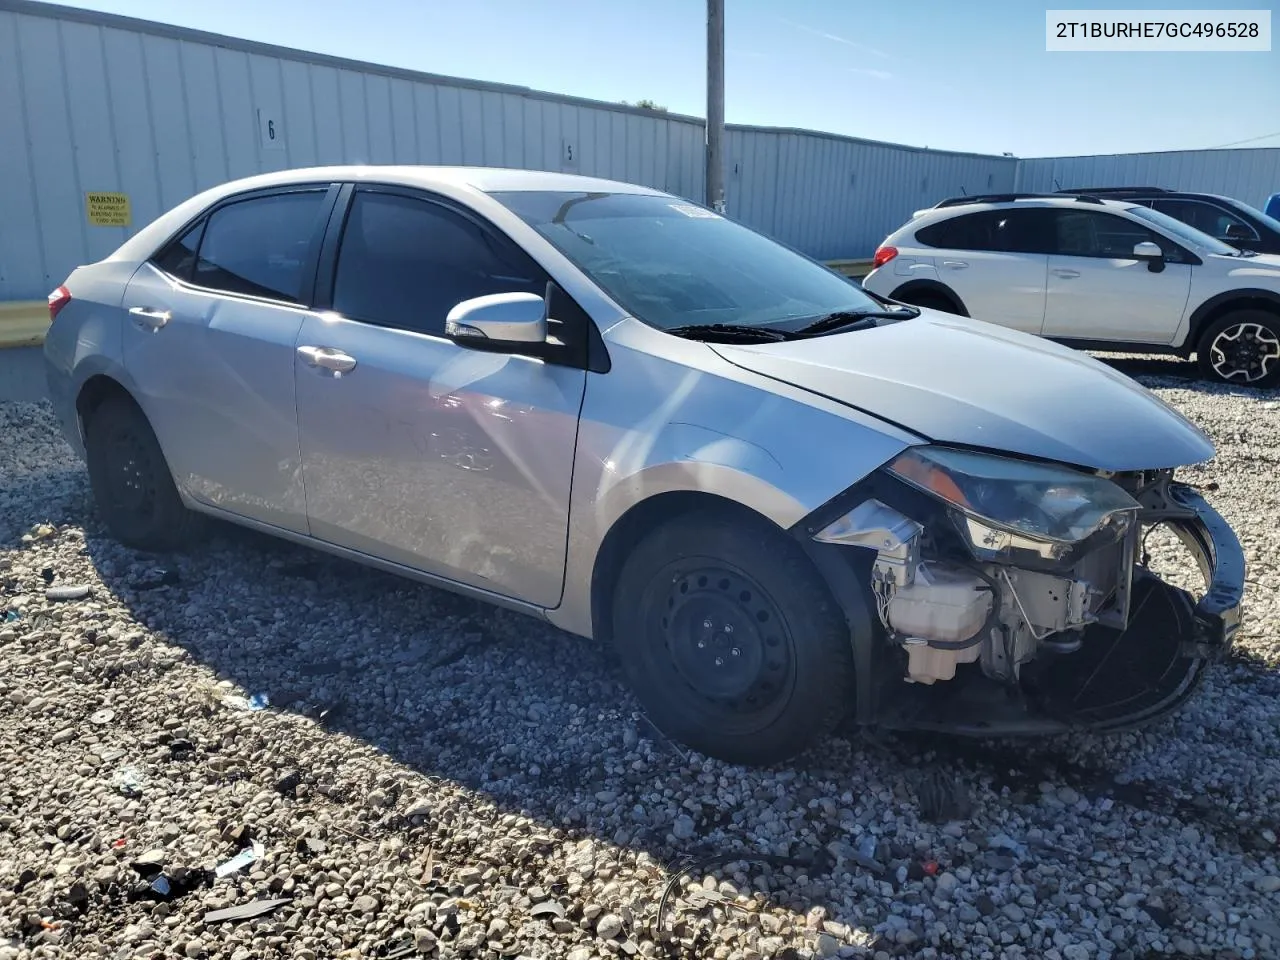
[
  {"x1": 332, "y1": 191, "x2": 545, "y2": 336},
  {"x1": 192, "y1": 191, "x2": 328, "y2": 302},
  {"x1": 1123, "y1": 205, "x2": 1237, "y2": 257},
  {"x1": 489, "y1": 191, "x2": 882, "y2": 332},
  {"x1": 1050, "y1": 209, "x2": 1189, "y2": 261},
  {"x1": 1154, "y1": 199, "x2": 1256, "y2": 242}
]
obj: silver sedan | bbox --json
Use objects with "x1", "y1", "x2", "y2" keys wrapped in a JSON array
[{"x1": 44, "y1": 166, "x2": 1244, "y2": 764}]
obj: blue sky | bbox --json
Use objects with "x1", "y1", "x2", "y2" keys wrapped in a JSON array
[{"x1": 64, "y1": 0, "x2": 1278, "y2": 157}]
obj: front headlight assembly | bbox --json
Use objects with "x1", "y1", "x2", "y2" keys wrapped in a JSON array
[{"x1": 817, "y1": 446, "x2": 1142, "y2": 567}]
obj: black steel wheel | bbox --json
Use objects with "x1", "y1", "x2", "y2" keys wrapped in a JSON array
[
  {"x1": 84, "y1": 394, "x2": 204, "y2": 551},
  {"x1": 611, "y1": 510, "x2": 854, "y2": 766},
  {"x1": 1197, "y1": 309, "x2": 1280, "y2": 387}
]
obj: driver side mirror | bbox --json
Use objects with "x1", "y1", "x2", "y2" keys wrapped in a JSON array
[
  {"x1": 446, "y1": 292, "x2": 547, "y2": 346},
  {"x1": 1132, "y1": 240, "x2": 1165, "y2": 273}
]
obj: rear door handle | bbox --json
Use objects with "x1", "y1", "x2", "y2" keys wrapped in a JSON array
[
  {"x1": 941, "y1": 260, "x2": 968, "y2": 269},
  {"x1": 297, "y1": 345, "x2": 358, "y2": 374},
  {"x1": 1052, "y1": 268, "x2": 1081, "y2": 279},
  {"x1": 128, "y1": 306, "x2": 171, "y2": 329}
]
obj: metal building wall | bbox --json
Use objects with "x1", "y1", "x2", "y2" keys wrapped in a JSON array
[
  {"x1": 726, "y1": 127, "x2": 1018, "y2": 260},
  {"x1": 0, "y1": 0, "x2": 709, "y2": 301},
  {"x1": 1017, "y1": 149, "x2": 1280, "y2": 209}
]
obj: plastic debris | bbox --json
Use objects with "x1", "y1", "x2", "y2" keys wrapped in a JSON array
[
  {"x1": 89, "y1": 709, "x2": 115, "y2": 726},
  {"x1": 248, "y1": 693, "x2": 270, "y2": 711},
  {"x1": 150, "y1": 875, "x2": 171, "y2": 897},
  {"x1": 530, "y1": 900, "x2": 566, "y2": 920},
  {"x1": 215, "y1": 841, "x2": 264, "y2": 879},
  {"x1": 110, "y1": 766, "x2": 145, "y2": 797},
  {"x1": 2, "y1": 610, "x2": 19, "y2": 623},
  {"x1": 203, "y1": 897, "x2": 291, "y2": 924},
  {"x1": 923, "y1": 860, "x2": 939, "y2": 876},
  {"x1": 223, "y1": 692, "x2": 270, "y2": 712},
  {"x1": 45, "y1": 584, "x2": 91, "y2": 601},
  {"x1": 134, "y1": 568, "x2": 179, "y2": 590}
]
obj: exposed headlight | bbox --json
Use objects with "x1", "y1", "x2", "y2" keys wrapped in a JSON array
[{"x1": 884, "y1": 447, "x2": 1140, "y2": 563}]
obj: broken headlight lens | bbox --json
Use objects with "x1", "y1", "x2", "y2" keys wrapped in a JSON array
[{"x1": 885, "y1": 447, "x2": 1140, "y2": 563}]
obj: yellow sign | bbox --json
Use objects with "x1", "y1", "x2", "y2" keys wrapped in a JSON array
[{"x1": 86, "y1": 192, "x2": 131, "y2": 227}]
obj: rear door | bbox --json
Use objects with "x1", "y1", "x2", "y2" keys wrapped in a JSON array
[
  {"x1": 913, "y1": 209, "x2": 1049, "y2": 333},
  {"x1": 1040, "y1": 208, "x2": 1193, "y2": 344},
  {"x1": 121, "y1": 184, "x2": 338, "y2": 533},
  {"x1": 293, "y1": 185, "x2": 588, "y2": 607}
]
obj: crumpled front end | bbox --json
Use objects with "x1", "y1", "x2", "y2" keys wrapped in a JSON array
[{"x1": 797, "y1": 449, "x2": 1245, "y2": 735}]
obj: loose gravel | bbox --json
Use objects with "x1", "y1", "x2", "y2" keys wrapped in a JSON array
[{"x1": 1, "y1": 356, "x2": 1278, "y2": 960}]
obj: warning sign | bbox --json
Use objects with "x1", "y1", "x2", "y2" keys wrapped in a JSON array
[{"x1": 86, "y1": 192, "x2": 131, "y2": 227}]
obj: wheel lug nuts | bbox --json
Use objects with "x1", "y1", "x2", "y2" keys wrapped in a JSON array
[
  {"x1": 714, "y1": 657, "x2": 724, "y2": 666},
  {"x1": 702, "y1": 619, "x2": 712, "y2": 629},
  {"x1": 724, "y1": 624, "x2": 733, "y2": 634},
  {"x1": 731, "y1": 647, "x2": 741, "y2": 656},
  {"x1": 696, "y1": 640, "x2": 705, "y2": 649}
]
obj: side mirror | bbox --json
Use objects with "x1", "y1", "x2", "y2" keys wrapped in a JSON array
[
  {"x1": 1224, "y1": 223, "x2": 1252, "y2": 241},
  {"x1": 1132, "y1": 240, "x2": 1165, "y2": 273},
  {"x1": 445, "y1": 292, "x2": 547, "y2": 345}
]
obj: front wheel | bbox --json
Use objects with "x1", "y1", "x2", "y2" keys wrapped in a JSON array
[
  {"x1": 610, "y1": 511, "x2": 855, "y2": 766},
  {"x1": 1196, "y1": 310, "x2": 1280, "y2": 387}
]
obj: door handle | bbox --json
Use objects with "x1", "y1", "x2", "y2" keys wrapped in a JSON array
[
  {"x1": 297, "y1": 345, "x2": 357, "y2": 374},
  {"x1": 1052, "y1": 268, "x2": 1081, "y2": 279},
  {"x1": 128, "y1": 306, "x2": 171, "y2": 329},
  {"x1": 941, "y1": 260, "x2": 968, "y2": 269}
]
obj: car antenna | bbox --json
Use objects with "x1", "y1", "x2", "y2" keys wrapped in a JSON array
[{"x1": 1053, "y1": 178, "x2": 1062, "y2": 191}]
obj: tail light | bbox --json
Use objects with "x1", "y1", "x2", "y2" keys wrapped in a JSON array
[
  {"x1": 48, "y1": 285, "x2": 72, "y2": 321},
  {"x1": 872, "y1": 246, "x2": 899, "y2": 269}
]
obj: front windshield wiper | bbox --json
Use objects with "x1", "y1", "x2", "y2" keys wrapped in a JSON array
[
  {"x1": 794, "y1": 306, "x2": 919, "y2": 337},
  {"x1": 665, "y1": 323, "x2": 794, "y2": 343}
]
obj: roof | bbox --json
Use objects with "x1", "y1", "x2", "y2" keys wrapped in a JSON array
[
  {"x1": 924, "y1": 196, "x2": 1134, "y2": 214},
  {"x1": 205, "y1": 165, "x2": 671, "y2": 196}
]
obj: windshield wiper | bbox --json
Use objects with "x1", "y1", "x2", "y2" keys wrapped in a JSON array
[
  {"x1": 664, "y1": 323, "x2": 794, "y2": 343},
  {"x1": 794, "y1": 306, "x2": 919, "y2": 337}
]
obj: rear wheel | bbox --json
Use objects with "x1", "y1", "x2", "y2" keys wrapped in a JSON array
[
  {"x1": 1196, "y1": 309, "x2": 1280, "y2": 387},
  {"x1": 84, "y1": 395, "x2": 204, "y2": 551},
  {"x1": 610, "y1": 511, "x2": 854, "y2": 766}
]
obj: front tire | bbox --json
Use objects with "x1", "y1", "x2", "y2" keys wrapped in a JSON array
[
  {"x1": 1196, "y1": 309, "x2": 1280, "y2": 387},
  {"x1": 84, "y1": 395, "x2": 204, "y2": 551},
  {"x1": 610, "y1": 511, "x2": 854, "y2": 766}
]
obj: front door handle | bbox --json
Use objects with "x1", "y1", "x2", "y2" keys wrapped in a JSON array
[
  {"x1": 128, "y1": 306, "x2": 171, "y2": 329},
  {"x1": 1052, "y1": 268, "x2": 1081, "y2": 279},
  {"x1": 941, "y1": 260, "x2": 968, "y2": 269},
  {"x1": 297, "y1": 345, "x2": 357, "y2": 374}
]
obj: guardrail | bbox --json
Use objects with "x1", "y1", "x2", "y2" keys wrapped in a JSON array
[{"x1": 0, "y1": 259, "x2": 874, "y2": 350}]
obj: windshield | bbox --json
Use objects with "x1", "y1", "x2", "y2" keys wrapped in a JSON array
[
  {"x1": 489, "y1": 190, "x2": 883, "y2": 331},
  {"x1": 1124, "y1": 204, "x2": 1241, "y2": 256}
]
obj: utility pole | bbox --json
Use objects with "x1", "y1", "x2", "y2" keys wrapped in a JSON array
[{"x1": 706, "y1": 0, "x2": 726, "y2": 214}]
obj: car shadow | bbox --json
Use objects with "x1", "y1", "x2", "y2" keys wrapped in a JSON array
[{"x1": 1097, "y1": 353, "x2": 1280, "y2": 398}]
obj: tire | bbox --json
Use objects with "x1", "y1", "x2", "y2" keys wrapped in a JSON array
[
  {"x1": 1195, "y1": 309, "x2": 1280, "y2": 387},
  {"x1": 610, "y1": 511, "x2": 855, "y2": 766},
  {"x1": 84, "y1": 395, "x2": 204, "y2": 551},
  {"x1": 895, "y1": 289, "x2": 960, "y2": 315}
]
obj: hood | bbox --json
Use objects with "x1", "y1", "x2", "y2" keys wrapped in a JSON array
[{"x1": 711, "y1": 311, "x2": 1214, "y2": 472}]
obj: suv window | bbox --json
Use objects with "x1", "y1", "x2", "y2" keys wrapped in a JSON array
[
  {"x1": 191, "y1": 191, "x2": 328, "y2": 302},
  {"x1": 915, "y1": 209, "x2": 1046, "y2": 254},
  {"x1": 1050, "y1": 209, "x2": 1187, "y2": 261},
  {"x1": 1153, "y1": 199, "x2": 1256, "y2": 241},
  {"x1": 332, "y1": 190, "x2": 546, "y2": 336}
]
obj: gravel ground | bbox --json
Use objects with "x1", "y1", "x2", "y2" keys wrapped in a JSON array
[{"x1": 1, "y1": 356, "x2": 1279, "y2": 960}]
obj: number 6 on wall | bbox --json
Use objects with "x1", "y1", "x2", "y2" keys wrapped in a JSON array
[{"x1": 257, "y1": 109, "x2": 285, "y2": 152}]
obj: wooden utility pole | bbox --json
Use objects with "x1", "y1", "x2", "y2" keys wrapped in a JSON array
[{"x1": 706, "y1": 0, "x2": 726, "y2": 214}]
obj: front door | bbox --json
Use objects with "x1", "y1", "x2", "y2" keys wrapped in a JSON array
[
  {"x1": 120, "y1": 186, "x2": 336, "y2": 533},
  {"x1": 1039, "y1": 209, "x2": 1192, "y2": 344},
  {"x1": 293, "y1": 186, "x2": 587, "y2": 607}
]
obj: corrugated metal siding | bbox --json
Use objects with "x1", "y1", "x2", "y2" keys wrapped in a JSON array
[{"x1": 1017, "y1": 149, "x2": 1280, "y2": 209}]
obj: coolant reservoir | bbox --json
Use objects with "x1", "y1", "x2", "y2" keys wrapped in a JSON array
[{"x1": 887, "y1": 563, "x2": 991, "y2": 645}]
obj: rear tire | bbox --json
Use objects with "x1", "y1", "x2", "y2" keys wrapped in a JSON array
[
  {"x1": 84, "y1": 395, "x2": 204, "y2": 551},
  {"x1": 1195, "y1": 309, "x2": 1280, "y2": 387},
  {"x1": 610, "y1": 511, "x2": 854, "y2": 766}
]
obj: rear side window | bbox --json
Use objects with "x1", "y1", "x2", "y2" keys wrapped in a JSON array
[
  {"x1": 152, "y1": 221, "x2": 205, "y2": 281},
  {"x1": 916, "y1": 209, "x2": 1048, "y2": 254},
  {"x1": 188, "y1": 191, "x2": 328, "y2": 302},
  {"x1": 331, "y1": 190, "x2": 545, "y2": 336}
]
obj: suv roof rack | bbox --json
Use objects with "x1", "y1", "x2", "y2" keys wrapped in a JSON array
[
  {"x1": 932, "y1": 192, "x2": 1105, "y2": 209},
  {"x1": 1055, "y1": 186, "x2": 1168, "y2": 195}
]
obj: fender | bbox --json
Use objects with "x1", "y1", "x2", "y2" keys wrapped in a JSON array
[
  {"x1": 1182, "y1": 288, "x2": 1280, "y2": 351},
  {"x1": 887, "y1": 278, "x2": 969, "y2": 316}
]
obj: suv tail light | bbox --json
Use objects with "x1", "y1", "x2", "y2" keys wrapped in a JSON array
[
  {"x1": 872, "y1": 245, "x2": 899, "y2": 269},
  {"x1": 48, "y1": 285, "x2": 72, "y2": 321}
]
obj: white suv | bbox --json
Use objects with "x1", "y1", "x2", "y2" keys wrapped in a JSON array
[{"x1": 862, "y1": 193, "x2": 1280, "y2": 386}]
